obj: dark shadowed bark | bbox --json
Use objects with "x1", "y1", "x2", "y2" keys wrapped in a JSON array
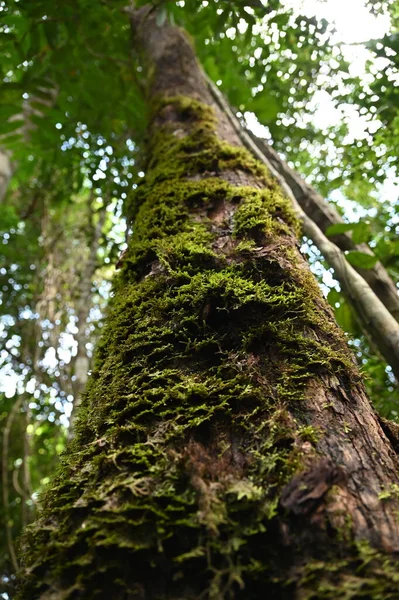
[{"x1": 17, "y1": 10, "x2": 399, "y2": 600}]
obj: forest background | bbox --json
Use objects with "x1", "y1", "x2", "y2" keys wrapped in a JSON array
[{"x1": 1, "y1": 0, "x2": 399, "y2": 596}]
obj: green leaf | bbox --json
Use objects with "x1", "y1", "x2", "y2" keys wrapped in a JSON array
[
  {"x1": 0, "y1": 104, "x2": 21, "y2": 120},
  {"x1": 325, "y1": 222, "x2": 354, "y2": 237},
  {"x1": 0, "y1": 205, "x2": 19, "y2": 232},
  {"x1": 1, "y1": 118, "x2": 24, "y2": 135},
  {"x1": 214, "y1": 9, "x2": 228, "y2": 36},
  {"x1": 345, "y1": 251, "x2": 378, "y2": 270},
  {"x1": 249, "y1": 92, "x2": 280, "y2": 123},
  {"x1": 43, "y1": 21, "x2": 59, "y2": 50},
  {"x1": 325, "y1": 221, "x2": 370, "y2": 244},
  {"x1": 204, "y1": 55, "x2": 220, "y2": 82},
  {"x1": 327, "y1": 288, "x2": 341, "y2": 308},
  {"x1": 351, "y1": 221, "x2": 370, "y2": 244}
]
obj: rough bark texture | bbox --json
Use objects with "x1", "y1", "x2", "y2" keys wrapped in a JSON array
[{"x1": 18, "y1": 11, "x2": 399, "y2": 600}]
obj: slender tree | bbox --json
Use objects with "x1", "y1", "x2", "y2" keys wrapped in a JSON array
[
  {"x1": 17, "y1": 9, "x2": 399, "y2": 599},
  {"x1": 0, "y1": 149, "x2": 13, "y2": 204}
]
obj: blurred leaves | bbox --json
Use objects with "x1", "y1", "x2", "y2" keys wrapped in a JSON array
[
  {"x1": 345, "y1": 250, "x2": 378, "y2": 269},
  {"x1": 325, "y1": 221, "x2": 371, "y2": 244}
]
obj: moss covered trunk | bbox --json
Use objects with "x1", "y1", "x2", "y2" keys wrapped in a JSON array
[{"x1": 18, "y1": 9, "x2": 399, "y2": 600}]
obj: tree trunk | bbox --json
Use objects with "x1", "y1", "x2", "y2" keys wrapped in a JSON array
[
  {"x1": 69, "y1": 203, "x2": 107, "y2": 432},
  {"x1": 0, "y1": 148, "x2": 13, "y2": 203},
  {"x1": 18, "y1": 11, "x2": 399, "y2": 599}
]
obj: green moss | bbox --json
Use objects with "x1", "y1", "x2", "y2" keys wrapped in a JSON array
[
  {"x1": 297, "y1": 425, "x2": 322, "y2": 444},
  {"x1": 233, "y1": 187, "x2": 299, "y2": 239},
  {"x1": 19, "y1": 94, "x2": 371, "y2": 600},
  {"x1": 125, "y1": 96, "x2": 274, "y2": 212},
  {"x1": 296, "y1": 541, "x2": 399, "y2": 599},
  {"x1": 378, "y1": 483, "x2": 399, "y2": 501}
]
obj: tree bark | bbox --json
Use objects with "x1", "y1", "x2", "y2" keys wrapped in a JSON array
[{"x1": 17, "y1": 11, "x2": 399, "y2": 599}]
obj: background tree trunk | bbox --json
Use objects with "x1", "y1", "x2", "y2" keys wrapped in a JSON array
[
  {"x1": 18, "y1": 10, "x2": 399, "y2": 599},
  {"x1": 0, "y1": 149, "x2": 13, "y2": 203},
  {"x1": 69, "y1": 202, "x2": 107, "y2": 431}
]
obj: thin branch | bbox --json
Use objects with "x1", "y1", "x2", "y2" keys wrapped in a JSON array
[
  {"x1": 23, "y1": 401, "x2": 34, "y2": 525},
  {"x1": 12, "y1": 464, "x2": 26, "y2": 499}
]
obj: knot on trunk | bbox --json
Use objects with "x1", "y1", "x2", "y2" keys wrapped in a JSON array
[{"x1": 280, "y1": 457, "x2": 345, "y2": 516}]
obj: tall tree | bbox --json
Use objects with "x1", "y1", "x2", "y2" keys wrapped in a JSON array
[{"x1": 17, "y1": 8, "x2": 399, "y2": 599}]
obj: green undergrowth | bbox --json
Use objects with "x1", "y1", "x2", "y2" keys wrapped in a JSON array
[{"x1": 18, "y1": 96, "x2": 380, "y2": 600}]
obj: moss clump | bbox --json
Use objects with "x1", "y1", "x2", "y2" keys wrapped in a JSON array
[
  {"x1": 124, "y1": 178, "x2": 229, "y2": 280},
  {"x1": 19, "y1": 95, "x2": 372, "y2": 600},
  {"x1": 135, "y1": 95, "x2": 275, "y2": 190},
  {"x1": 233, "y1": 187, "x2": 299, "y2": 239},
  {"x1": 295, "y1": 540, "x2": 399, "y2": 599}
]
